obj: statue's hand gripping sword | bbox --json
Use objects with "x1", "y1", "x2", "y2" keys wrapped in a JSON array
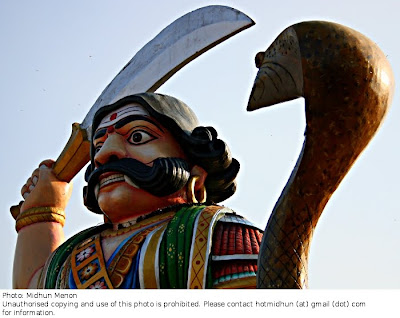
[{"x1": 11, "y1": 5, "x2": 254, "y2": 215}]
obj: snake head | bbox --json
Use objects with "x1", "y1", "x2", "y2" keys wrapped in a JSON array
[
  {"x1": 248, "y1": 21, "x2": 394, "y2": 118},
  {"x1": 248, "y1": 26, "x2": 304, "y2": 111}
]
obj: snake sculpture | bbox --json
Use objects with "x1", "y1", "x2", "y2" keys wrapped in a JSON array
[{"x1": 248, "y1": 21, "x2": 394, "y2": 288}]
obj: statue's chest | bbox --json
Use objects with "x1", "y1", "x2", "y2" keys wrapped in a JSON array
[
  {"x1": 100, "y1": 233, "x2": 133, "y2": 262},
  {"x1": 70, "y1": 222, "x2": 165, "y2": 289},
  {"x1": 66, "y1": 205, "x2": 226, "y2": 289}
]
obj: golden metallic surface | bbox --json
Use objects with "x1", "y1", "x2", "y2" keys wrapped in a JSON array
[
  {"x1": 15, "y1": 207, "x2": 66, "y2": 232},
  {"x1": 250, "y1": 21, "x2": 394, "y2": 288}
]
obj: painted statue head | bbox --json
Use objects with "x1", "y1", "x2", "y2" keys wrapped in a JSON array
[{"x1": 83, "y1": 93, "x2": 239, "y2": 222}]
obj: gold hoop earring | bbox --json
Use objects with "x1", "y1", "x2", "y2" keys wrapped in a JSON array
[{"x1": 187, "y1": 176, "x2": 207, "y2": 204}]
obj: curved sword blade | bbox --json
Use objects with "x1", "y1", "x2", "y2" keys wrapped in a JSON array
[{"x1": 81, "y1": 5, "x2": 254, "y2": 137}]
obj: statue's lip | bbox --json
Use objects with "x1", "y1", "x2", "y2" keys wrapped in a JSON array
[
  {"x1": 98, "y1": 172, "x2": 125, "y2": 188},
  {"x1": 99, "y1": 171, "x2": 119, "y2": 180},
  {"x1": 98, "y1": 172, "x2": 140, "y2": 190}
]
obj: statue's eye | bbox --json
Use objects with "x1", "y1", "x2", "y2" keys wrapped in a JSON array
[
  {"x1": 94, "y1": 144, "x2": 103, "y2": 153},
  {"x1": 128, "y1": 130, "x2": 156, "y2": 145}
]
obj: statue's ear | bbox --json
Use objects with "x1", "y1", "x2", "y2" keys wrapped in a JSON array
[
  {"x1": 186, "y1": 165, "x2": 208, "y2": 204},
  {"x1": 190, "y1": 165, "x2": 207, "y2": 191}
]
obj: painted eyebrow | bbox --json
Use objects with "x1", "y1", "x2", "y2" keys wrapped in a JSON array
[
  {"x1": 114, "y1": 115, "x2": 164, "y2": 132},
  {"x1": 94, "y1": 115, "x2": 164, "y2": 141},
  {"x1": 93, "y1": 128, "x2": 107, "y2": 140}
]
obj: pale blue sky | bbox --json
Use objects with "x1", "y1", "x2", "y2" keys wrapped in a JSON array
[{"x1": 1, "y1": 0, "x2": 399, "y2": 289}]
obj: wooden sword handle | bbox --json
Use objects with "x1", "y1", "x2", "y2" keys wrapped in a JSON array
[
  {"x1": 10, "y1": 123, "x2": 91, "y2": 218},
  {"x1": 52, "y1": 123, "x2": 91, "y2": 182}
]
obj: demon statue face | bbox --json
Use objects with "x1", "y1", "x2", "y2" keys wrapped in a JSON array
[{"x1": 84, "y1": 93, "x2": 239, "y2": 223}]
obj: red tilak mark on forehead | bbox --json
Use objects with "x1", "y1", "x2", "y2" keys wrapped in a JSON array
[
  {"x1": 110, "y1": 113, "x2": 117, "y2": 121},
  {"x1": 107, "y1": 126, "x2": 115, "y2": 133}
]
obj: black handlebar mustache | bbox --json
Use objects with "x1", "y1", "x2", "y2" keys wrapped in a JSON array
[{"x1": 85, "y1": 157, "x2": 190, "y2": 205}]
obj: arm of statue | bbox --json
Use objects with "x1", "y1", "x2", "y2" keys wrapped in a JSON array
[{"x1": 12, "y1": 160, "x2": 72, "y2": 288}]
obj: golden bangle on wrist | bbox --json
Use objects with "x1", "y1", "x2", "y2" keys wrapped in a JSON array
[{"x1": 15, "y1": 207, "x2": 65, "y2": 232}]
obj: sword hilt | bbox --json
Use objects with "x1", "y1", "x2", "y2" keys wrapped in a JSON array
[
  {"x1": 52, "y1": 123, "x2": 91, "y2": 181},
  {"x1": 10, "y1": 123, "x2": 91, "y2": 219}
]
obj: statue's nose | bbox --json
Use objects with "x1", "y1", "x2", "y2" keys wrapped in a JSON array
[{"x1": 94, "y1": 134, "x2": 127, "y2": 167}]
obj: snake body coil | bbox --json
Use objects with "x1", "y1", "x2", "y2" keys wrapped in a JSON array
[{"x1": 249, "y1": 21, "x2": 394, "y2": 288}]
